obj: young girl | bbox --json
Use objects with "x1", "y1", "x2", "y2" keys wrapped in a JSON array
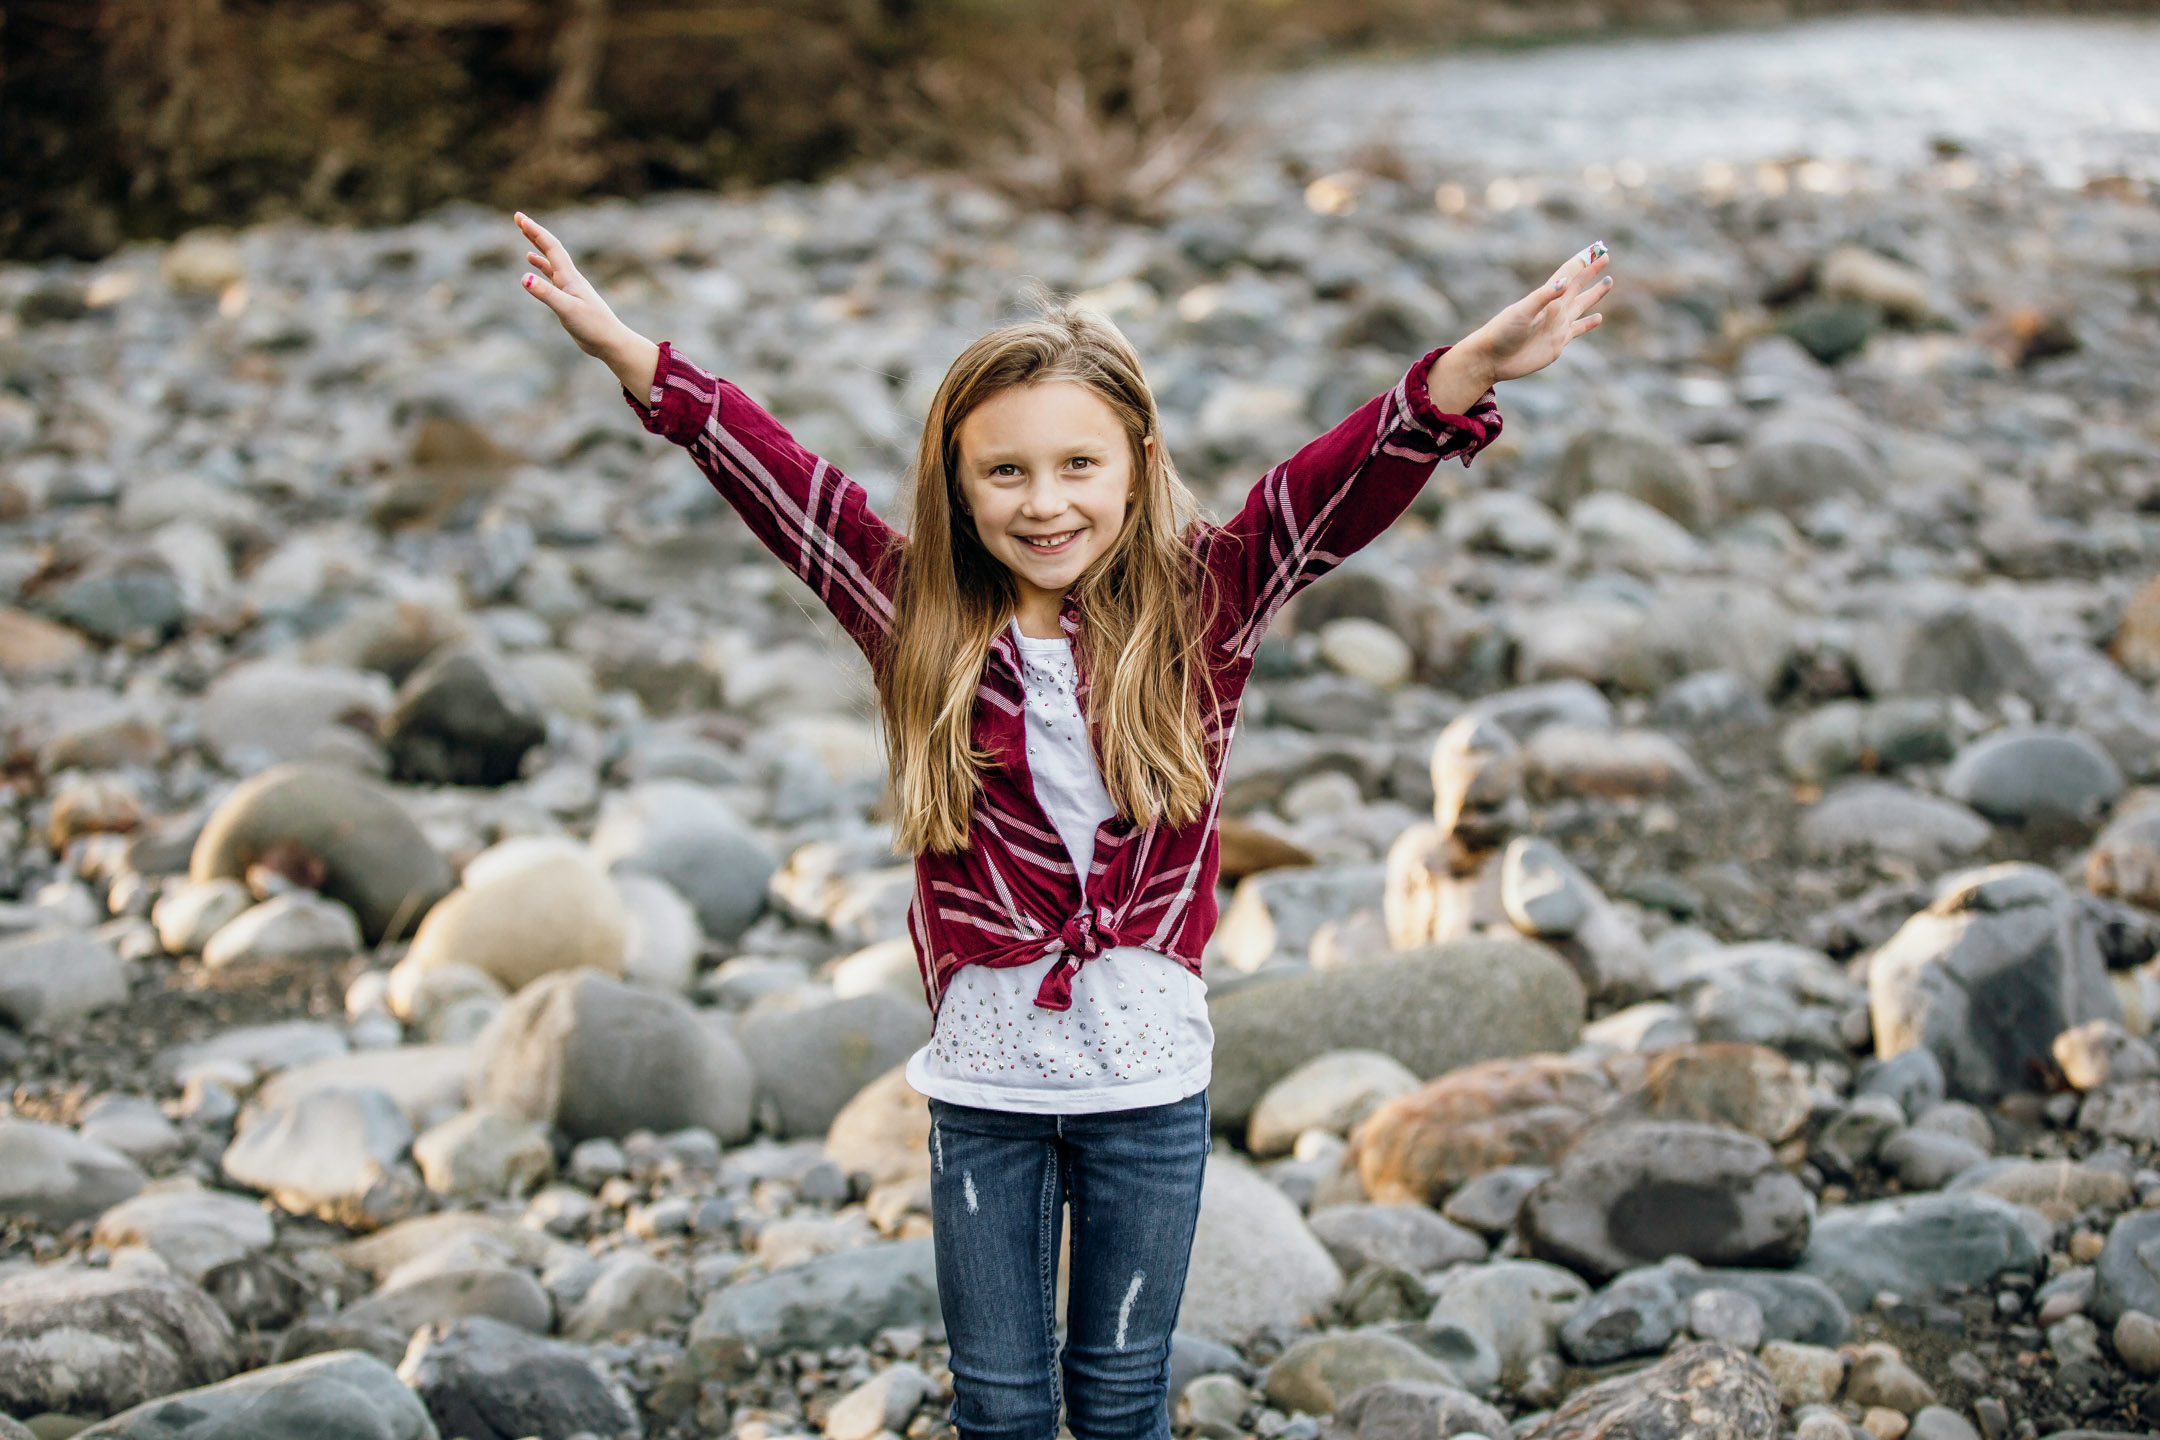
[{"x1": 515, "y1": 208, "x2": 1612, "y2": 1440}]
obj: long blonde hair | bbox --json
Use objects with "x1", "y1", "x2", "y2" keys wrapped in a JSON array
[{"x1": 879, "y1": 298, "x2": 1223, "y2": 856}]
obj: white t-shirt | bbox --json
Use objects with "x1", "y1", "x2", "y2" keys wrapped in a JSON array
[{"x1": 903, "y1": 621, "x2": 1215, "y2": 1113}]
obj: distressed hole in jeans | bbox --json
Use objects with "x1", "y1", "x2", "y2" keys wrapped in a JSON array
[
  {"x1": 932, "y1": 1119, "x2": 944, "y2": 1173},
  {"x1": 1115, "y1": 1270, "x2": 1146, "y2": 1349},
  {"x1": 963, "y1": 1169, "x2": 979, "y2": 1214}
]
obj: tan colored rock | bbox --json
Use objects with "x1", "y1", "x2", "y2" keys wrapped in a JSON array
[
  {"x1": 1347, "y1": 1053, "x2": 1613, "y2": 1206},
  {"x1": 0, "y1": 608, "x2": 88, "y2": 675},
  {"x1": 1627, "y1": 1042, "x2": 1811, "y2": 1145},
  {"x1": 1820, "y1": 246, "x2": 1932, "y2": 322},
  {"x1": 2089, "y1": 798, "x2": 2160, "y2": 910},
  {"x1": 1953, "y1": 1157, "x2": 2130, "y2": 1224},
  {"x1": 1757, "y1": 1339, "x2": 1845, "y2": 1409},
  {"x1": 1218, "y1": 818, "x2": 1315, "y2": 883},
  {"x1": 403, "y1": 844, "x2": 626, "y2": 993},
  {"x1": 825, "y1": 1064, "x2": 931, "y2": 1188},
  {"x1": 1525, "y1": 725, "x2": 1702, "y2": 799},
  {"x1": 2113, "y1": 578, "x2": 2160, "y2": 681}
]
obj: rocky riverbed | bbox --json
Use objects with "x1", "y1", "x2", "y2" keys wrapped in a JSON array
[{"x1": 4, "y1": 12, "x2": 2160, "y2": 1440}]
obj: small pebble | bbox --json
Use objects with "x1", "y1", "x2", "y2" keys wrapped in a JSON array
[
  {"x1": 1687, "y1": 1286, "x2": 1765, "y2": 1350},
  {"x1": 2047, "y1": 1313, "x2": 2104, "y2": 1367},
  {"x1": 1864, "y1": 1406, "x2": 1911, "y2": 1440},
  {"x1": 2114, "y1": 1309, "x2": 2160, "y2": 1375}
]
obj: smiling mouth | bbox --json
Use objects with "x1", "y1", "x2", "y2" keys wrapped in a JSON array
[{"x1": 1018, "y1": 529, "x2": 1083, "y2": 552}]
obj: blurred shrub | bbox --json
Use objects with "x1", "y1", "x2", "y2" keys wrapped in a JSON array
[{"x1": 0, "y1": 0, "x2": 2121, "y2": 260}]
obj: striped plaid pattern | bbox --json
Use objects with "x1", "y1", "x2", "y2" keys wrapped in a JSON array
[{"x1": 627, "y1": 339, "x2": 1501, "y2": 1020}]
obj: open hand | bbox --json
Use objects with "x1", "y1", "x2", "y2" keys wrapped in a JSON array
[
  {"x1": 1464, "y1": 240, "x2": 1614, "y2": 385},
  {"x1": 514, "y1": 211, "x2": 659, "y2": 396}
]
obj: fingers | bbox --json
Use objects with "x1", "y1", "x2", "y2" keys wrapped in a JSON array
[
  {"x1": 521, "y1": 268, "x2": 569, "y2": 316},
  {"x1": 1548, "y1": 239, "x2": 1609, "y2": 292},
  {"x1": 1573, "y1": 272, "x2": 1614, "y2": 317},
  {"x1": 514, "y1": 210, "x2": 577, "y2": 278}
]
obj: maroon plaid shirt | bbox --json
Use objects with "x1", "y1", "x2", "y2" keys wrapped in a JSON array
[{"x1": 626, "y1": 340, "x2": 1501, "y2": 1020}]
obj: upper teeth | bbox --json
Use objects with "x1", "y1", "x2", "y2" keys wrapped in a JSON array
[{"x1": 1025, "y1": 533, "x2": 1075, "y2": 547}]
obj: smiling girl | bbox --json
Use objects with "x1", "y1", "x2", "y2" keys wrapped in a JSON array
[{"x1": 515, "y1": 208, "x2": 1611, "y2": 1440}]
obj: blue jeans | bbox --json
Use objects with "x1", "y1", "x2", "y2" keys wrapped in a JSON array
[{"x1": 926, "y1": 1089, "x2": 1212, "y2": 1440}]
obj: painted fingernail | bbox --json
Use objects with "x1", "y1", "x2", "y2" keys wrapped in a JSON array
[
  {"x1": 523, "y1": 275, "x2": 533, "y2": 288},
  {"x1": 1591, "y1": 240, "x2": 1608, "y2": 258},
  {"x1": 1552, "y1": 276, "x2": 1567, "y2": 290}
]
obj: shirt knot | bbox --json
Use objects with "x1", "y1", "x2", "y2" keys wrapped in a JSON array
[{"x1": 1058, "y1": 912, "x2": 1099, "y2": 958}]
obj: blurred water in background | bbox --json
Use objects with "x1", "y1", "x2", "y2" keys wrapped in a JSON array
[{"x1": 1254, "y1": 14, "x2": 2160, "y2": 186}]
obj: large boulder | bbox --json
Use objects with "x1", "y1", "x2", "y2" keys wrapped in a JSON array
[
  {"x1": 1208, "y1": 937, "x2": 1585, "y2": 1131},
  {"x1": 397, "y1": 1315, "x2": 636, "y2": 1440},
  {"x1": 0, "y1": 1267, "x2": 236, "y2": 1419},
  {"x1": 0, "y1": 1118, "x2": 144, "y2": 1224},
  {"x1": 190, "y1": 764, "x2": 453, "y2": 943},
  {"x1": 470, "y1": 968, "x2": 755, "y2": 1142},
  {"x1": 75, "y1": 1350, "x2": 434, "y2": 1440},
  {"x1": 1870, "y1": 863, "x2": 2120, "y2": 1102},
  {"x1": 399, "y1": 839, "x2": 627, "y2": 994},
  {"x1": 0, "y1": 928, "x2": 126, "y2": 1030},
  {"x1": 738, "y1": 991, "x2": 931, "y2": 1138},
  {"x1": 1177, "y1": 1150, "x2": 1343, "y2": 1347},
  {"x1": 590, "y1": 780, "x2": 777, "y2": 943},
  {"x1": 1518, "y1": 1121, "x2": 1812, "y2": 1282}
]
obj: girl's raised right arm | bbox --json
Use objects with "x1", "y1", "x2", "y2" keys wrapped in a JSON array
[{"x1": 515, "y1": 212, "x2": 902, "y2": 660}]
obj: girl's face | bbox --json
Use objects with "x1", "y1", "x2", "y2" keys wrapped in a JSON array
[{"x1": 954, "y1": 380, "x2": 1148, "y2": 614}]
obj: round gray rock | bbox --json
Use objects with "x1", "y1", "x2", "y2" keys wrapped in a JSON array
[
  {"x1": 1520, "y1": 1121, "x2": 1812, "y2": 1282},
  {"x1": 1796, "y1": 1191, "x2": 2043, "y2": 1311},
  {"x1": 1944, "y1": 726, "x2": 2124, "y2": 828},
  {"x1": 75, "y1": 1349, "x2": 432, "y2": 1440},
  {"x1": 737, "y1": 991, "x2": 931, "y2": 1138},
  {"x1": 590, "y1": 780, "x2": 777, "y2": 943},
  {"x1": 470, "y1": 967, "x2": 755, "y2": 1143},
  {"x1": 190, "y1": 763, "x2": 453, "y2": 944}
]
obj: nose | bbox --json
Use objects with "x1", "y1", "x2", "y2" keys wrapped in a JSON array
[{"x1": 1016, "y1": 472, "x2": 1067, "y2": 521}]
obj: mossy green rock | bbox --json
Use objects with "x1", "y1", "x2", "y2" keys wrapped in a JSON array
[
  {"x1": 1207, "y1": 937, "x2": 1585, "y2": 1130},
  {"x1": 190, "y1": 763, "x2": 452, "y2": 944}
]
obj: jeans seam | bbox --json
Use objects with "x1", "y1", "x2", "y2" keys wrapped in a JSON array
[{"x1": 1042, "y1": 1136, "x2": 1063, "y2": 1431}]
